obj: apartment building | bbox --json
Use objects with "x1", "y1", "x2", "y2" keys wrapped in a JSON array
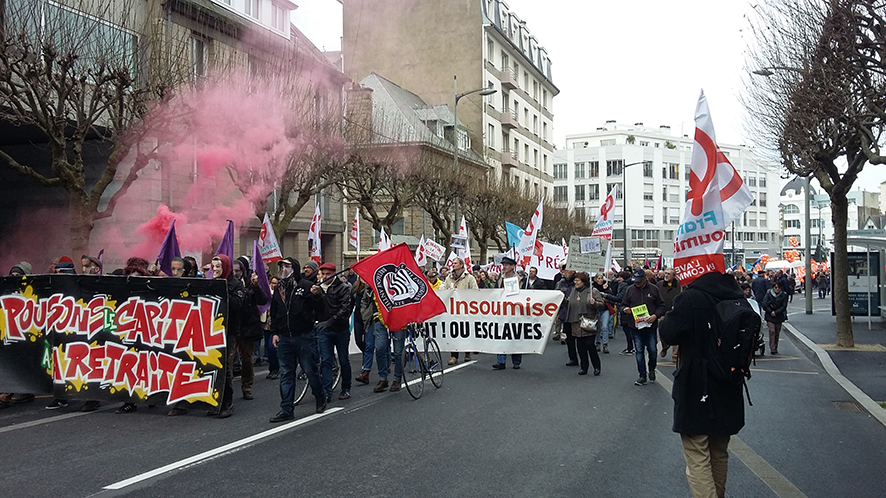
[
  {"x1": 342, "y1": 0, "x2": 558, "y2": 198},
  {"x1": 552, "y1": 122, "x2": 781, "y2": 267}
]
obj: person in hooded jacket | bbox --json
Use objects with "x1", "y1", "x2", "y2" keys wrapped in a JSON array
[
  {"x1": 316, "y1": 262, "x2": 354, "y2": 402},
  {"x1": 1, "y1": 263, "x2": 35, "y2": 408},
  {"x1": 603, "y1": 270, "x2": 635, "y2": 355},
  {"x1": 659, "y1": 271, "x2": 747, "y2": 498},
  {"x1": 207, "y1": 254, "x2": 247, "y2": 418},
  {"x1": 269, "y1": 257, "x2": 326, "y2": 422},
  {"x1": 761, "y1": 280, "x2": 788, "y2": 355},
  {"x1": 234, "y1": 256, "x2": 268, "y2": 400}
]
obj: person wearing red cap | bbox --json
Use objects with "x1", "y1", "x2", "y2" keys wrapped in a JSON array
[{"x1": 315, "y1": 262, "x2": 354, "y2": 401}]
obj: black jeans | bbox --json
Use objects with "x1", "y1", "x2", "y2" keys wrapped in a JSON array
[
  {"x1": 565, "y1": 323, "x2": 577, "y2": 363},
  {"x1": 576, "y1": 335, "x2": 601, "y2": 372}
]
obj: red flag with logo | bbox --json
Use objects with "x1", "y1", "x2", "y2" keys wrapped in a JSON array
[{"x1": 351, "y1": 243, "x2": 446, "y2": 331}]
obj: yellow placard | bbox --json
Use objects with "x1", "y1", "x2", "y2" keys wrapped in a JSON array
[{"x1": 631, "y1": 304, "x2": 649, "y2": 321}]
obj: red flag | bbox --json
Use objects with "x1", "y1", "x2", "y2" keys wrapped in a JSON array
[
  {"x1": 351, "y1": 243, "x2": 446, "y2": 331},
  {"x1": 653, "y1": 253, "x2": 663, "y2": 272}
]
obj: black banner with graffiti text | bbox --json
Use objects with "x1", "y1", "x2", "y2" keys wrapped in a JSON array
[{"x1": 0, "y1": 275, "x2": 228, "y2": 407}]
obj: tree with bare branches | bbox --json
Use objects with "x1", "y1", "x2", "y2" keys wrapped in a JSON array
[{"x1": 744, "y1": 0, "x2": 886, "y2": 346}]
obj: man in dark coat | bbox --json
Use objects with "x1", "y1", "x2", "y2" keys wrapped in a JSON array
[
  {"x1": 659, "y1": 272, "x2": 746, "y2": 498},
  {"x1": 235, "y1": 256, "x2": 268, "y2": 400},
  {"x1": 621, "y1": 268, "x2": 665, "y2": 385},
  {"x1": 751, "y1": 270, "x2": 771, "y2": 304},
  {"x1": 213, "y1": 254, "x2": 246, "y2": 418},
  {"x1": 316, "y1": 262, "x2": 354, "y2": 402}
]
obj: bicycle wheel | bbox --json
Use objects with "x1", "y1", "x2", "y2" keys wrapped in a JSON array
[
  {"x1": 426, "y1": 338, "x2": 444, "y2": 388},
  {"x1": 332, "y1": 350, "x2": 342, "y2": 391},
  {"x1": 403, "y1": 343, "x2": 424, "y2": 400},
  {"x1": 293, "y1": 364, "x2": 309, "y2": 406}
]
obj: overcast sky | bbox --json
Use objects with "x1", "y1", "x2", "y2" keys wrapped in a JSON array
[{"x1": 292, "y1": 0, "x2": 885, "y2": 193}]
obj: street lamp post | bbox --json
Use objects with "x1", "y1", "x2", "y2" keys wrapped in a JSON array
[
  {"x1": 805, "y1": 176, "x2": 813, "y2": 314},
  {"x1": 621, "y1": 161, "x2": 647, "y2": 269},
  {"x1": 452, "y1": 75, "x2": 497, "y2": 233}
]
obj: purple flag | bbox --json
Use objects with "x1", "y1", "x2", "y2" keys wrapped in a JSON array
[
  {"x1": 207, "y1": 220, "x2": 235, "y2": 279},
  {"x1": 156, "y1": 220, "x2": 181, "y2": 276},
  {"x1": 253, "y1": 240, "x2": 272, "y2": 314}
]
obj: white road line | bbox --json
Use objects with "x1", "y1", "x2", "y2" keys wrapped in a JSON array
[
  {"x1": 102, "y1": 407, "x2": 344, "y2": 490},
  {"x1": 656, "y1": 371, "x2": 808, "y2": 498},
  {"x1": 782, "y1": 322, "x2": 886, "y2": 429},
  {"x1": 0, "y1": 404, "x2": 117, "y2": 434}
]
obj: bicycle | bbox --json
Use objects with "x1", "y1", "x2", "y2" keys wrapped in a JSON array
[
  {"x1": 401, "y1": 322, "x2": 444, "y2": 400},
  {"x1": 293, "y1": 349, "x2": 341, "y2": 406}
]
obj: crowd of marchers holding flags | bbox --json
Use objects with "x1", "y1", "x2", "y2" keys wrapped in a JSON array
[{"x1": 0, "y1": 92, "x2": 833, "y2": 497}]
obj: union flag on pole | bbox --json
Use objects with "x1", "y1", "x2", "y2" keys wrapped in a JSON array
[
  {"x1": 592, "y1": 184, "x2": 618, "y2": 240},
  {"x1": 308, "y1": 204, "x2": 322, "y2": 263},
  {"x1": 351, "y1": 243, "x2": 446, "y2": 331},
  {"x1": 378, "y1": 227, "x2": 392, "y2": 252},
  {"x1": 258, "y1": 213, "x2": 283, "y2": 264},
  {"x1": 349, "y1": 209, "x2": 360, "y2": 259},
  {"x1": 516, "y1": 199, "x2": 543, "y2": 266},
  {"x1": 458, "y1": 216, "x2": 472, "y2": 268},
  {"x1": 415, "y1": 235, "x2": 428, "y2": 267},
  {"x1": 673, "y1": 91, "x2": 754, "y2": 285}
]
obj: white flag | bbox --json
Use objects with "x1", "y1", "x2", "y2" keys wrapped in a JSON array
[
  {"x1": 458, "y1": 215, "x2": 472, "y2": 268},
  {"x1": 516, "y1": 199, "x2": 543, "y2": 267},
  {"x1": 308, "y1": 204, "x2": 322, "y2": 263},
  {"x1": 258, "y1": 213, "x2": 283, "y2": 264},
  {"x1": 592, "y1": 184, "x2": 618, "y2": 240},
  {"x1": 349, "y1": 209, "x2": 360, "y2": 259},
  {"x1": 415, "y1": 235, "x2": 428, "y2": 267},
  {"x1": 674, "y1": 90, "x2": 753, "y2": 285},
  {"x1": 378, "y1": 227, "x2": 392, "y2": 252}
]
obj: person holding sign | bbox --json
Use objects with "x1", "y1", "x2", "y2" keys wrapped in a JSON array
[
  {"x1": 621, "y1": 269, "x2": 665, "y2": 386},
  {"x1": 565, "y1": 272, "x2": 605, "y2": 376},
  {"x1": 444, "y1": 257, "x2": 478, "y2": 365},
  {"x1": 493, "y1": 257, "x2": 526, "y2": 370}
]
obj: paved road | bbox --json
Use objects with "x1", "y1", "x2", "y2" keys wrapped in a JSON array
[{"x1": 2, "y1": 319, "x2": 886, "y2": 497}]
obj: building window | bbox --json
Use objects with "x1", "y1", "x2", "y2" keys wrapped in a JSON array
[
  {"x1": 662, "y1": 167, "x2": 667, "y2": 180},
  {"x1": 600, "y1": 139, "x2": 616, "y2": 146},
  {"x1": 758, "y1": 232, "x2": 769, "y2": 242},
  {"x1": 574, "y1": 162, "x2": 586, "y2": 179},
  {"x1": 632, "y1": 230, "x2": 645, "y2": 240},
  {"x1": 487, "y1": 124, "x2": 495, "y2": 149},
  {"x1": 533, "y1": 149, "x2": 538, "y2": 166},
  {"x1": 784, "y1": 204, "x2": 801, "y2": 214},
  {"x1": 786, "y1": 219, "x2": 801, "y2": 229},
  {"x1": 542, "y1": 89, "x2": 547, "y2": 108},
  {"x1": 662, "y1": 186, "x2": 668, "y2": 202},
  {"x1": 190, "y1": 37, "x2": 205, "y2": 82},
  {"x1": 272, "y1": 3, "x2": 287, "y2": 31},
  {"x1": 553, "y1": 163, "x2": 567, "y2": 179},
  {"x1": 640, "y1": 141, "x2": 649, "y2": 147},
  {"x1": 644, "y1": 184, "x2": 654, "y2": 201},
  {"x1": 523, "y1": 71, "x2": 529, "y2": 90},
  {"x1": 760, "y1": 176, "x2": 767, "y2": 188},
  {"x1": 487, "y1": 39, "x2": 495, "y2": 64},
  {"x1": 533, "y1": 115, "x2": 538, "y2": 134},
  {"x1": 553, "y1": 186, "x2": 568, "y2": 202},
  {"x1": 607, "y1": 183, "x2": 623, "y2": 199},
  {"x1": 747, "y1": 176, "x2": 757, "y2": 187},
  {"x1": 664, "y1": 230, "x2": 675, "y2": 241},
  {"x1": 589, "y1": 184, "x2": 600, "y2": 200},
  {"x1": 523, "y1": 144, "x2": 529, "y2": 162},
  {"x1": 759, "y1": 192, "x2": 767, "y2": 207},
  {"x1": 589, "y1": 161, "x2": 599, "y2": 177},
  {"x1": 501, "y1": 52, "x2": 509, "y2": 70},
  {"x1": 743, "y1": 232, "x2": 755, "y2": 242},
  {"x1": 668, "y1": 163, "x2": 679, "y2": 179},
  {"x1": 643, "y1": 161, "x2": 653, "y2": 178},
  {"x1": 606, "y1": 159, "x2": 624, "y2": 176},
  {"x1": 760, "y1": 212, "x2": 768, "y2": 228},
  {"x1": 533, "y1": 81, "x2": 538, "y2": 101},
  {"x1": 245, "y1": 0, "x2": 260, "y2": 18},
  {"x1": 685, "y1": 168, "x2": 691, "y2": 180},
  {"x1": 542, "y1": 122, "x2": 547, "y2": 140},
  {"x1": 575, "y1": 185, "x2": 586, "y2": 202}
]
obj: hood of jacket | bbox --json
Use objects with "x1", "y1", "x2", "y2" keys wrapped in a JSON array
[
  {"x1": 687, "y1": 272, "x2": 744, "y2": 301},
  {"x1": 215, "y1": 254, "x2": 233, "y2": 280},
  {"x1": 9, "y1": 261, "x2": 32, "y2": 275}
]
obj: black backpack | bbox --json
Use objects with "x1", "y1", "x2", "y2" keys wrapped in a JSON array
[{"x1": 700, "y1": 293, "x2": 762, "y2": 405}]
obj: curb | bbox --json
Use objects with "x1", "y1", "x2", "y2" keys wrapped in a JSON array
[{"x1": 782, "y1": 322, "x2": 886, "y2": 430}]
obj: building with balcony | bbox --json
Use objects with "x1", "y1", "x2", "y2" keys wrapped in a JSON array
[
  {"x1": 552, "y1": 122, "x2": 781, "y2": 267},
  {"x1": 342, "y1": 0, "x2": 558, "y2": 200}
]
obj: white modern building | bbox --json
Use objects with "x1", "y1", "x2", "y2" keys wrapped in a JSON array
[{"x1": 553, "y1": 122, "x2": 781, "y2": 267}]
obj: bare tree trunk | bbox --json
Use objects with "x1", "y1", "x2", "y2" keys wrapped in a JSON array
[
  {"x1": 70, "y1": 191, "x2": 94, "y2": 258},
  {"x1": 831, "y1": 196, "x2": 854, "y2": 347}
]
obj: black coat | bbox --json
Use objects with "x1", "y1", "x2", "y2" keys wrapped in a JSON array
[
  {"x1": 225, "y1": 275, "x2": 247, "y2": 338},
  {"x1": 269, "y1": 276, "x2": 324, "y2": 337},
  {"x1": 751, "y1": 276, "x2": 771, "y2": 303},
  {"x1": 317, "y1": 278, "x2": 354, "y2": 331},
  {"x1": 240, "y1": 282, "x2": 269, "y2": 339},
  {"x1": 761, "y1": 290, "x2": 788, "y2": 323},
  {"x1": 659, "y1": 272, "x2": 746, "y2": 437}
]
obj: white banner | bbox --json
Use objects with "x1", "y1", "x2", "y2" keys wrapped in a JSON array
[
  {"x1": 426, "y1": 289, "x2": 562, "y2": 354},
  {"x1": 424, "y1": 239, "x2": 446, "y2": 261},
  {"x1": 484, "y1": 242, "x2": 565, "y2": 281}
]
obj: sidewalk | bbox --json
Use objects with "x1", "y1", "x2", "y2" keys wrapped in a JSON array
[{"x1": 780, "y1": 294, "x2": 886, "y2": 426}]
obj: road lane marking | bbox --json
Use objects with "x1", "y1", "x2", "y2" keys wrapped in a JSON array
[
  {"x1": 102, "y1": 407, "x2": 344, "y2": 490},
  {"x1": 750, "y1": 368, "x2": 818, "y2": 375},
  {"x1": 0, "y1": 404, "x2": 117, "y2": 434},
  {"x1": 656, "y1": 372, "x2": 808, "y2": 497}
]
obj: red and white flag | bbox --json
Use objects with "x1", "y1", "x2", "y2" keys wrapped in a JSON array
[
  {"x1": 415, "y1": 235, "x2": 428, "y2": 267},
  {"x1": 308, "y1": 204, "x2": 322, "y2": 263},
  {"x1": 378, "y1": 227, "x2": 392, "y2": 252},
  {"x1": 258, "y1": 213, "x2": 283, "y2": 264},
  {"x1": 674, "y1": 91, "x2": 754, "y2": 285},
  {"x1": 349, "y1": 209, "x2": 360, "y2": 259},
  {"x1": 458, "y1": 215, "x2": 472, "y2": 268},
  {"x1": 592, "y1": 184, "x2": 618, "y2": 240},
  {"x1": 516, "y1": 199, "x2": 543, "y2": 267},
  {"x1": 351, "y1": 243, "x2": 446, "y2": 331}
]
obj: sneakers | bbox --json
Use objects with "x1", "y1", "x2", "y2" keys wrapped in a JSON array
[
  {"x1": 243, "y1": 390, "x2": 254, "y2": 400},
  {"x1": 315, "y1": 397, "x2": 327, "y2": 414},
  {"x1": 270, "y1": 410, "x2": 294, "y2": 423},
  {"x1": 492, "y1": 363, "x2": 506, "y2": 370},
  {"x1": 115, "y1": 402, "x2": 137, "y2": 414},
  {"x1": 338, "y1": 390, "x2": 351, "y2": 400},
  {"x1": 649, "y1": 369, "x2": 657, "y2": 383},
  {"x1": 80, "y1": 400, "x2": 100, "y2": 412},
  {"x1": 46, "y1": 399, "x2": 68, "y2": 410},
  {"x1": 512, "y1": 365, "x2": 521, "y2": 370},
  {"x1": 448, "y1": 357, "x2": 458, "y2": 365},
  {"x1": 565, "y1": 361, "x2": 579, "y2": 367},
  {"x1": 634, "y1": 377, "x2": 648, "y2": 386},
  {"x1": 373, "y1": 380, "x2": 389, "y2": 392},
  {"x1": 266, "y1": 370, "x2": 280, "y2": 380},
  {"x1": 620, "y1": 349, "x2": 635, "y2": 356},
  {"x1": 603, "y1": 345, "x2": 609, "y2": 354},
  {"x1": 389, "y1": 380, "x2": 402, "y2": 392},
  {"x1": 593, "y1": 368, "x2": 601, "y2": 376},
  {"x1": 355, "y1": 370, "x2": 370, "y2": 385},
  {"x1": 596, "y1": 344, "x2": 601, "y2": 352},
  {"x1": 464, "y1": 353, "x2": 472, "y2": 362}
]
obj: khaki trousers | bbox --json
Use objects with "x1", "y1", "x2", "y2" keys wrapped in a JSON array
[{"x1": 680, "y1": 434, "x2": 730, "y2": 498}]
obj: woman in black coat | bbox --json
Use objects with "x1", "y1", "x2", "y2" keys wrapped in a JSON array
[{"x1": 761, "y1": 281, "x2": 788, "y2": 355}]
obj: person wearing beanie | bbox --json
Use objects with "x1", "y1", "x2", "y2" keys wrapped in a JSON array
[
  {"x1": 316, "y1": 262, "x2": 354, "y2": 401},
  {"x1": 55, "y1": 256, "x2": 77, "y2": 274},
  {"x1": 302, "y1": 260, "x2": 319, "y2": 283}
]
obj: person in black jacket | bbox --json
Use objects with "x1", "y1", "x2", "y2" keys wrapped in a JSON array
[
  {"x1": 269, "y1": 257, "x2": 326, "y2": 422},
  {"x1": 659, "y1": 272, "x2": 746, "y2": 498},
  {"x1": 751, "y1": 270, "x2": 770, "y2": 305},
  {"x1": 235, "y1": 256, "x2": 268, "y2": 401},
  {"x1": 603, "y1": 270, "x2": 634, "y2": 355},
  {"x1": 621, "y1": 268, "x2": 666, "y2": 386},
  {"x1": 316, "y1": 262, "x2": 354, "y2": 402},
  {"x1": 761, "y1": 281, "x2": 789, "y2": 355},
  {"x1": 212, "y1": 254, "x2": 246, "y2": 419}
]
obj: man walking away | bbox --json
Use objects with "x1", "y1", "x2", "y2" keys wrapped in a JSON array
[{"x1": 660, "y1": 272, "x2": 747, "y2": 498}]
